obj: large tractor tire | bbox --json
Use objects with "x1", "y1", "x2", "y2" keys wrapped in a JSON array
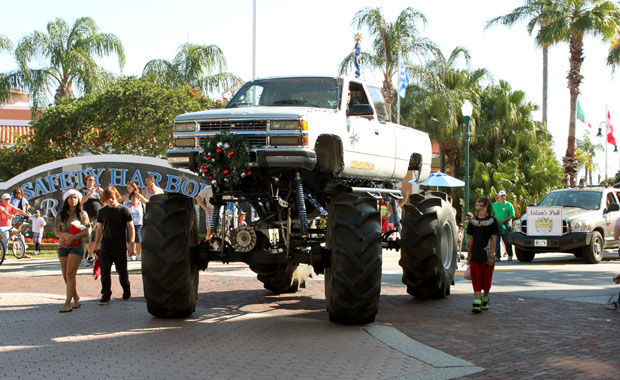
[
  {"x1": 325, "y1": 193, "x2": 382, "y2": 325},
  {"x1": 400, "y1": 192, "x2": 457, "y2": 299},
  {"x1": 582, "y1": 231, "x2": 604, "y2": 264},
  {"x1": 142, "y1": 193, "x2": 199, "y2": 318},
  {"x1": 254, "y1": 263, "x2": 301, "y2": 294},
  {"x1": 515, "y1": 248, "x2": 535, "y2": 262}
]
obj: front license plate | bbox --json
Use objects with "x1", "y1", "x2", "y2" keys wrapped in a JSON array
[{"x1": 534, "y1": 239, "x2": 547, "y2": 247}]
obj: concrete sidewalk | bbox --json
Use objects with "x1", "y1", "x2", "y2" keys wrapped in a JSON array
[{"x1": 0, "y1": 293, "x2": 482, "y2": 380}]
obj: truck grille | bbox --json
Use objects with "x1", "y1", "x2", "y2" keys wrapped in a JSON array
[
  {"x1": 198, "y1": 135, "x2": 267, "y2": 147},
  {"x1": 521, "y1": 220, "x2": 569, "y2": 235},
  {"x1": 199, "y1": 120, "x2": 268, "y2": 131}
]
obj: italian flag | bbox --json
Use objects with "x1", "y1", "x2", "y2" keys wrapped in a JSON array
[{"x1": 577, "y1": 100, "x2": 591, "y2": 128}]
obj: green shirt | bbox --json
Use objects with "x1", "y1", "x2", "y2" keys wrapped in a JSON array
[{"x1": 492, "y1": 201, "x2": 515, "y2": 235}]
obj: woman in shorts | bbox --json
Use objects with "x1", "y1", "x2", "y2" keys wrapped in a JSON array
[{"x1": 54, "y1": 189, "x2": 90, "y2": 313}]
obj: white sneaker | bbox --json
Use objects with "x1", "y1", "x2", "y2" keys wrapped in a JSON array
[
  {"x1": 136, "y1": 254, "x2": 141, "y2": 261},
  {"x1": 81, "y1": 259, "x2": 88, "y2": 266}
]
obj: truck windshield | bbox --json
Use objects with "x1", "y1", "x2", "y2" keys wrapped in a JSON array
[
  {"x1": 538, "y1": 191, "x2": 601, "y2": 210},
  {"x1": 227, "y1": 77, "x2": 341, "y2": 109}
]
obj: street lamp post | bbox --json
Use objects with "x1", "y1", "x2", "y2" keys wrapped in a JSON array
[{"x1": 461, "y1": 100, "x2": 473, "y2": 220}]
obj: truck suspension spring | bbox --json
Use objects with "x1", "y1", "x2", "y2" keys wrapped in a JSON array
[
  {"x1": 211, "y1": 206, "x2": 221, "y2": 234},
  {"x1": 295, "y1": 171, "x2": 309, "y2": 235}
]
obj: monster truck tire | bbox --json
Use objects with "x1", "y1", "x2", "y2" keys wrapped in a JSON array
[
  {"x1": 325, "y1": 193, "x2": 382, "y2": 325},
  {"x1": 142, "y1": 193, "x2": 199, "y2": 318},
  {"x1": 255, "y1": 263, "x2": 301, "y2": 294},
  {"x1": 515, "y1": 248, "x2": 535, "y2": 262},
  {"x1": 400, "y1": 192, "x2": 457, "y2": 299},
  {"x1": 582, "y1": 231, "x2": 603, "y2": 264}
]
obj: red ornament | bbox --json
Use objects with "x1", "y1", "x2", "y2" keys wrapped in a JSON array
[
  {"x1": 201, "y1": 168, "x2": 208, "y2": 174},
  {"x1": 216, "y1": 148, "x2": 222, "y2": 153},
  {"x1": 208, "y1": 175, "x2": 213, "y2": 180},
  {"x1": 228, "y1": 151, "x2": 234, "y2": 157},
  {"x1": 246, "y1": 170, "x2": 252, "y2": 176},
  {"x1": 223, "y1": 169, "x2": 229, "y2": 175}
]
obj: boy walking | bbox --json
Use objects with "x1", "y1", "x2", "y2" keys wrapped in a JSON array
[
  {"x1": 31, "y1": 210, "x2": 46, "y2": 254},
  {"x1": 94, "y1": 186, "x2": 135, "y2": 305}
]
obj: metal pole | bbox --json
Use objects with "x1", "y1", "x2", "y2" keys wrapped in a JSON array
[
  {"x1": 397, "y1": 95, "x2": 401, "y2": 125},
  {"x1": 252, "y1": 0, "x2": 256, "y2": 80},
  {"x1": 464, "y1": 116, "x2": 471, "y2": 220},
  {"x1": 605, "y1": 107, "x2": 609, "y2": 185}
]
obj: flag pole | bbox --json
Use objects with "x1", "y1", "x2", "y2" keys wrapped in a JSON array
[
  {"x1": 606, "y1": 106, "x2": 608, "y2": 185},
  {"x1": 397, "y1": 90, "x2": 401, "y2": 124}
]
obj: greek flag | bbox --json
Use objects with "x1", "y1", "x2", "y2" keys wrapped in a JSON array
[{"x1": 398, "y1": 51, "x2": 410, "y2": 99}]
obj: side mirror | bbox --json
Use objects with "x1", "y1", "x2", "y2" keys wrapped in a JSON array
[
  {"x1": 347, "y1": 104, "x2": 374, "y2": 117},
  {"x1": 606, "y1": 203, "x2": 620, "y2": 213}
]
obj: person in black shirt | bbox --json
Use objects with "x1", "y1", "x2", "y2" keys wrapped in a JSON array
[
  {"x1": 81, "y1": 174, "x2": 103, "y2": 264},
  {"x1": 94, "y1": 186, "x2": 135, "y2": 305},
  {"x1": 466, "y1": 197, "x2": 498, "y2": 313}
]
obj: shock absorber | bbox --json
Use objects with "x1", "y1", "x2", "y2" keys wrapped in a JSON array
[{"x1": 295, "y1": 171, "x2": 309, "y2": 235}]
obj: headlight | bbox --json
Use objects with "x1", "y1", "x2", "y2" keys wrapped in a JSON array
[
  {"x1": 513, "y1": 220, "x2": 521, "y2": 233},
  {"x1": 571, "y1": 220, "x2": 591, "y2": 232},
  {"x1": 174, "y1": 122, "x2": 198, "y2": 132},
  {"x1": 270, "y1": 120, "x2": 300, "y2": 130},
  {"x1": 174, "y1": 137, "x2": 197, "y2": 147}
]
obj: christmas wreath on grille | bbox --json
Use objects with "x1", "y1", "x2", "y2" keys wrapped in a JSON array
[{"x1": 196, "y1": 132, "x2": 252, "y2": 187}]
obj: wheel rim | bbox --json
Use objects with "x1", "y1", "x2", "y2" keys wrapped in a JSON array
[
  {"x1": 594, "y1": 236, "x2": 603, "y2": 259},
  {"x1": 440, "y1": 222, "x2": 454, "y2": 270}
]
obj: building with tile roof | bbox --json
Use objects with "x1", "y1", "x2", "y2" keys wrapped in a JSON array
[{"x1": 1, "y1": 89, "x2": 32, "y2": 145}]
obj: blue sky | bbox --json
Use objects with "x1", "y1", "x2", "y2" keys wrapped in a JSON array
[{"x1": 2, "y1": 0, "x2": 620, "y2": 179}]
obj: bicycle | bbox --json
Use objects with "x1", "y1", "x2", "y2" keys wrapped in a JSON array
[
  {"x1": 8, "y1": 214, "x2": 28, "y2": 259},
  {"x1": 0, "y1": 235, "x2": 5, "y2": 265}
]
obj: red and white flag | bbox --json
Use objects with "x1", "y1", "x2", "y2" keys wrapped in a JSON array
[{"x1": 607, "y1": 111, "x2": 617, "y2": 146}]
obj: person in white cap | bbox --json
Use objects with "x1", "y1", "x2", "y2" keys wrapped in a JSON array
[
  {"x1": 492, "y1": 190, "x2": 515, "y2": 261},
  {"x1": 0, "y1": 193, "x2": 30, "y2": 255},
  {"x1": 53, "y1": 189, "x2": 91, "y2": 313}
]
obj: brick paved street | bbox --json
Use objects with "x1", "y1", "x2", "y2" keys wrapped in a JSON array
[{"x1": 1, "y1": 256, "x2": 619, "y2": 379}]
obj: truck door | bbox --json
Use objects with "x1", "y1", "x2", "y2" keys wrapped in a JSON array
[
  {"x1": 604, "y1": 191, "x2": 620, "y2": 247},
  {"x1": 367, "y1": 85, "x2": 396, "y2": 177},
  {"x1": 344, "y1": 81, "x2": 395, "y2": 178}
]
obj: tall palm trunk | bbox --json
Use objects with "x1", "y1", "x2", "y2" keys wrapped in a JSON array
[
  {"x1": 563, "y1": 33, "x2": 584, "y2": 187},
  {"x1": 542, "y1": 44, "x2": 548, "y2": 126}
]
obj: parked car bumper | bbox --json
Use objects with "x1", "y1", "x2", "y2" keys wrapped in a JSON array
[{"x1": 507, "y1": 231, "x2": 591, "y2": 252}]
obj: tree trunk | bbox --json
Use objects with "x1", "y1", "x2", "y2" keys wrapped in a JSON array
[
  {"x1": 439, "y1": 144, "x2": 446, "y2": 173},
  {"x1": 382, "y1": 68, "x2": 394, "y2": 120},
  {"x1": 542, "y1": 44, "x2": 548, "y2": 126},
  {"x1": 55, "y1": 78, "x2": 74, "y2": 101},
  {"x1": 563, "y1": 33, "x2": 584, "y2": 187}
]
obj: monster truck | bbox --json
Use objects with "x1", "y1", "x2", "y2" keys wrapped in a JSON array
[{"x1": 142, "y1": 76, "x2": 458, "y2": 325}]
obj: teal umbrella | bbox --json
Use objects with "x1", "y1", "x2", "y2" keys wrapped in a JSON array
[{"x1": 409, "y1": 171, "x2": 465, "y2": 189}]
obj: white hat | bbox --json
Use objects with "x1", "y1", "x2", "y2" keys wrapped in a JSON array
[
  {"x1": 1, "y1": 193, "x2": 11, "y2": 200},
  {"x1": 63, "y1": 189, "x2": 83, "y2": 202},
  {"x1": 498, "y1": 190, "x2": 506, "y2": 197}
]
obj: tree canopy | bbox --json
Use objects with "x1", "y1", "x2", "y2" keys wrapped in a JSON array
[
  {"x1": 142, "y1": 42, "x2": 241, "y2": 93},
  {"x1": 0, "y1": 77, "x2": 220, "y2": 180},
  {"x1": 6, "y1": 17, "x2": 125, "y2": 109}
]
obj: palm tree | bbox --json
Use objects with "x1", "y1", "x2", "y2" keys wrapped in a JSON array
[
  {"x1": 0, "y1": 35, "x2": 13, "y2": 103},
  {"x1": 577, "y1": 131, "x2": 603, "y2": 184},
  {"x1": 12, "y1": 17, "x2": 124, "y2": 108},
  {"x1": 407, "y1": 47, "x2": 487, "y2": 175},
  {"x1": 338, "y1": 7, "x2": 437, "y2": 117},
  {"x1": 486, "y1": 0, "x2": 553, "y2": 126},
  {"x1": 535, "y1": 0, "x2": 620, "y2": 186},
  {"x1": 142, "y1": 43, "x2": 241, "y2": 93}
]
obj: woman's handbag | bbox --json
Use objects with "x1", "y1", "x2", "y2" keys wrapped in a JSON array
[{"x1": 464, "y1": 264, "x2": 472, "y2": 281}]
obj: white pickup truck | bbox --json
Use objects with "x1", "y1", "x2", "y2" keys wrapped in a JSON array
[
  {"x1": 167, "y1": 76, "x2": 432, "y2": 182},
  {"x1": 143, "y1": 76, "x2": 457, "y2": 325}
]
